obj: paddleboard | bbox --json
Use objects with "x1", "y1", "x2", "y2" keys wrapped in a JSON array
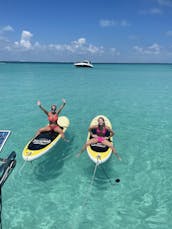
[
  {"x1": 22, "y1": 116, "x2": 70, "y2": 161},
  {"x1": 87, "y1": 115, "x2": 113, "y2": 164}
]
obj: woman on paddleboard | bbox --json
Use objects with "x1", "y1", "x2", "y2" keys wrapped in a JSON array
[
  {"x1": 77, "y1": 117, "x2": 121, "y2": 160},
  {"x1": 35, "y1": 99, "x2": 68, "y2": 141}
]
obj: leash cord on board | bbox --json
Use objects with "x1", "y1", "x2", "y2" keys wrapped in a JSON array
[{"x1": 82, "y1": 155, "x2": 100, "y2": 206}]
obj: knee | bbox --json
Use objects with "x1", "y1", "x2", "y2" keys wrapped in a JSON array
[
  {"x1": 109, "y1": 144, "x2": 113, "y2": 149},
  {"x1": 59, "y1": 130, "x2": 64, "y2": 137},
  {"x1": 85, "y1": 143, "x2": 90, "y2": 147},
  {"x1": 37, "y1": 129, "x2": 41, "y2": 134},
  {"x1": 58, "y1": 128, "x2": 63, "y2": 134},
  {"x1": 60, "y1": 130, "x2": 64, "y2": 135}
]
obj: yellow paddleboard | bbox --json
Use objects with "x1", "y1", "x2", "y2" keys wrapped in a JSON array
[
  {"x1": 87, "y1": 115, "x2": 113, "y2": 164},
  {"x1": 22, "y1": 116, "x2": 70, "y2": 161}
]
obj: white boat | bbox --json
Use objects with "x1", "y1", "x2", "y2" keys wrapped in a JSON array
[{"x1": 74, "y1": 60, "x2": 93, "y2": 68}]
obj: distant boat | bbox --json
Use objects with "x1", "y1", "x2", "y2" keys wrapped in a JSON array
[{"x1": 74, "y1": 60, "x2": 94, "y2": 68}]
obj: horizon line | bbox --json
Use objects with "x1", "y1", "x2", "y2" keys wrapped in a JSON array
[{"x1": 0, "y1": 61, "x2": 172, "y2": 64}]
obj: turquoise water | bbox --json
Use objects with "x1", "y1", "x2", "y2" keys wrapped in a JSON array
[{"x1": 0, "y1": 62, "x2": 172, "y2": 229}]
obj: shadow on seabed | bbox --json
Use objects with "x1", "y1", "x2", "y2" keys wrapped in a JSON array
[{"x1": 32, "y1": 133, "x2": 74, "y2": 181}]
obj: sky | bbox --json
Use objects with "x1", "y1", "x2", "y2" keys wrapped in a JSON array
[{"x1": 0, "y1": 0, "x2": 172, "y2": 63}]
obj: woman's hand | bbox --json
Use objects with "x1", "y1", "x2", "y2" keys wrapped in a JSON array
[
  {"x1": 62, "y1": 98, "x2": 66, "y2": 104},
  {"x1": 37, "y1": 100, "x2": 41, "y2": 106},
  {"x1": 92, "y1": 134, "x2": 98, "y2": 138}
]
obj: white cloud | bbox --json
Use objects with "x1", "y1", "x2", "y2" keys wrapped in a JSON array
[
  {"x1": 73, "y1": 38, "x2": 86, "y2": 46},
  {"x1": 0, "y1": 25, "x2": 14, "y2": 35},
  {"x1": 45, "y1": 38, "x2": 104, "y2": 55},
  {"x1": 2, "y1": 25, "x2": 14, "y2": 32},
  {"x1": 133, "y1": 43, "x2": 160, "y2": 55},
  {"x1": 15, "y1": 30, "x2": 33, "y2": 49},
  {"x1": 99, "y1": 19, "x2": 130, "y2": 27},
  {"x1": 48, "y1": 44, "x2": 64, "y2": 51},
  {"x1": 0, "y1": 28, "x2": 110, "y2": 59},
  {"x1": 87, "y1": 44, "x2": 104, "y2": 54},
  {"x1": 71, "y1": 38, "x2": 104, "y2": 54},
  {"x1": 12, "y1": 33, "x2": 99, "y2": 54},
  {"x1": 20, "y1": 30, "x2": 33, "y2": 48}
]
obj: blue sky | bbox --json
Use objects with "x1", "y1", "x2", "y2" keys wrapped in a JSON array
[{"x1": 0, "y1": 0, "x2": 172, "y2": 63}]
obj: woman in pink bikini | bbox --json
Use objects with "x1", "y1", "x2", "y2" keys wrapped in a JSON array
[
  {"x1": 77, "y1": 117, "x2": 121, "y2": 160},
  {"x1": 35, "y1": 99, "x2": 68, "y2": 141}
]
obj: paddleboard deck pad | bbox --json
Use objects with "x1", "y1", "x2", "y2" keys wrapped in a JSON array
[
  {"x1": 87, "y1": 115, "x2": 113, "y2": 164},
  {"x1": 22, "y1": 116, "x2": 70, "y2": 161},
  {"x1": 27, "y1": 131, "x2": 60, "y2": 151}
]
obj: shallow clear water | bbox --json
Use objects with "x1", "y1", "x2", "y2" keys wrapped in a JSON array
[{"x1": 0, "y1": 63, "x2": 172, "y2": 228}]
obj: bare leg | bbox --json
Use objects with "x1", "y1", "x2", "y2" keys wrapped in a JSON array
[
  {"x1": 35, "y1": 125, "x2": 51, "y2": 138},
  {"x1": 54, "y1": 126, "x2": 69, "y2": 142},
  {"x1": 102, "y1": 139, "x2": 121, "y2": 160},
  {"x1": 77, "y1": 138, "x2": 98, "y2": 157}
]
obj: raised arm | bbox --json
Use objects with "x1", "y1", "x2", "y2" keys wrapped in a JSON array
[
  {"x1": 37, "y1": 100, "x2": 49, "y2": 115},
  {"x1": 56, "y1": 98, "x2": 66, "y2": 114}
]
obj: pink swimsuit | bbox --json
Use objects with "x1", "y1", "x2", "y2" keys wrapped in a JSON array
[
  {"x1": 97, "y1": 136, "x2": 105, "y2": 143},
  {"x1": 96, "y1": 127, "x2": 107, "y2": 143}
]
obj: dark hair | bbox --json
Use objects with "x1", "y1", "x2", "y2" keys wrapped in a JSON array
[
  {"x1": 98, "y1": 117, "x2": 105, "y2": 129},
  {"x1": 98, "y1": 117, "x2": 105, "y2": 123},
  {"x1": 51, "y1": 104, "x2": 57, "y2": 110}
]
